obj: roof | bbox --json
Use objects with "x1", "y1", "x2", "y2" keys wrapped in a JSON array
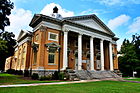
[
  {"x1": 17, "y1": 30, "x2": 32, "y2": 42},
  {"x1": 29, "y1": 14, "x2": 116, "y2": 37}
]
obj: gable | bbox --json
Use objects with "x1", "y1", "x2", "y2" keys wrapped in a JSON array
[
  {"x1": 64, "y1": 14, "x2": 115, "y2": 36},
  {"x1": 17, "y1": 30, "x2": 29, "y2": 42},
  {"x1": 73, "y1": 19, "x2": 108, "y2": 34}
]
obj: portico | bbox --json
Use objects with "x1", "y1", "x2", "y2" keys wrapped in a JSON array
[{"x1": 62, "y1": 27, "x2": 114, "y2": 71}]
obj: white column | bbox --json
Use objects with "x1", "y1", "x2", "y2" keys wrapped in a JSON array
[
  {"x1": 90, "y1": 37, "x2": 94, "y2": 70},
  {"x1": 109, "y1": 42, "x2": 113, "y2": 71},
  {"x1": 100, "y1": 39, "x2": 104, "y2": 71},
  {"x1": 78, "y1": 33, "x2": 82, "y2": 70},
  {"x1": 62, "y1": 31, "x2": 68, "y2": 70}
]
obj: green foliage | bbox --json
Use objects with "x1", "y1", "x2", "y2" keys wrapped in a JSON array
[
  {"x1": 1, "y1": 81, "x2": 140, "y2": 93},
  {"x1": 6, "y1": 69, "x2": 15, "y2": 74},
  {"x1": 0, "y1": 73, "x2": 65, "y2": 85},
  {"x1": 52, "y1": 71, "x2": 59, "y2": 80},
  {"x1": 58, "y1": 72, "x2": 65, "y2": 80},
  {"x1": 17, "y1": 70, "x2": 23, "y2": 75},
  {"x1": 31, "y1": 73, "x2": 39, "y2": 80},
  {"x1": 39, "y1": 75, "x2": 52, "y2": 81},
  {"x1": 0, "y1": 31, "x2": 16, "y2": 71},
  {"x1": 24, "y1": 70, "x2": 30, "y2": 77},
  {"x1": 119, "y1": 34, "x2": 140, "y2": 77},
  {"x1": 0, "y1": 0, "x2": 14, "y2": 31}
]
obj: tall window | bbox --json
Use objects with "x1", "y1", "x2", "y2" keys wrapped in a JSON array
[
  {"x1": 18, "y1": 49, "x2": 22, "y2": 66},
  {"x1": 48, "y1": 47, "x2": 56, "y2": 64},
  {"x1": 21, "y1": 47, "x2": 26, "y2": 65},
  {"x1": 35, "y1": 34, "x2": 39, "y2": 41},
  {"x1": 34, "y1": 51, "x2": 37, "y2": 65}
]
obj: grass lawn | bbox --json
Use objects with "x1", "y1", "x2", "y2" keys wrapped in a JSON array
[
  {"x1": 0, "y1": 73, "x2": 66, "y2": 85},
  {"x1": 1, "y1": 81, "x2": 140, "y2": 93},
  {"x1": 124, "y1": 77, "x2": 140, "y2": 82}
]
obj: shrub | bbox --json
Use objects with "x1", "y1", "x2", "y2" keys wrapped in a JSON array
[
  {"x1": 17, "y1": 70, "x2": 23, "y2": 75},
  {"x1": 24, "y1": 70, "x2": 30, "y2": 77},
  {"x1": 136, "y1": 67, "x2": 140, "y2": 77},
  {"x1": 58, "y1": 72, "x2": 64, "y2": 80},
  {"x1": 52, "y1": 71, "x2": 59, "y2": 80},
  {"x1": 6, "y1": 69, "x2": 15, "y2": 74},
  {"x1": 31, "y1": 73, "x2": 39, "y2": 80},
  {"x1": 39, "y1": 75, "x2": 52, "y2": 81}
]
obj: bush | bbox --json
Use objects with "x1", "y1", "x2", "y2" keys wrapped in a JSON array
[
  {"x1": 31, "y1": 73, "x2": 39, "y2": 80},
  {"x1": 17, "y1": 70, "x2": 23, "y2": 75},
  {"x1": 58, "y1": 72, "x2": 64, "y2": 80},
  {"x1": 52, "y1": 71, "x2": 59, "y2": 80},
  {"x1": 6, "y1": 69, "x2": 15, "y2": 74},
  {"x1": 136, "y1": 67, "x2": 140, "y2": 77},
  {"x1": 24, "y1": 70, "x2": 30, "y2": 77},
  {"x1": 39, "y1": 76, "x2": 47, "y2": 81}
]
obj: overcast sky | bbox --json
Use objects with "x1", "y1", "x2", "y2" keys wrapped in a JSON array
[{"x1": 5, "y1": 0, "x2": 140, "y2": 50}]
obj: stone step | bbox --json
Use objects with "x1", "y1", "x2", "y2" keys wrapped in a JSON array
[{"x1": 67, "y1": 69, "x2": 121, "y2": 80}]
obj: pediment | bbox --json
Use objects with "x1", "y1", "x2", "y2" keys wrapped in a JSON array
[
  {"x1": 74, "y1": 19, "x2": 108, "y2": 33},
  {"x1": 17, "y1": 30, "x2": 30, "y2": 42},
  {"x1": 64, "y1": 14, "x2": 115, "y2": 36},
  {"x1": 17, "y1": 30, "x2": 26, "y2": 41},
  {"x1": 45, "y1": 42, "x2": 60, "y2": 48}
]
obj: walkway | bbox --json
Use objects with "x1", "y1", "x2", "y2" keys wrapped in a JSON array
[{"x1": 0, "y1": 78, "x2": 118, "y2": 88}]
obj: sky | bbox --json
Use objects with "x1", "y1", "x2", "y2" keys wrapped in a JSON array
[{"x1": 5, "y1": 0, "x2": 140, "y2": 50}]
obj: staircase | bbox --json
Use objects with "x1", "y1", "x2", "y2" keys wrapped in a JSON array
[{"x1": 67, "y1": 69, "x2": 121, "y2": 80}]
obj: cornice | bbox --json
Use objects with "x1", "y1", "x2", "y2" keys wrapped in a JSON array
[{"x1": 29, "y1": 14, "x2": 117, "y2": 39}]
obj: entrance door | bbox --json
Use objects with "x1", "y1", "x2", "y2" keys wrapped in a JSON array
[
  {"x1": 86, "y1": 60, "x2": 90, "y2": 70},
  {"x1": 96, "y1": 60, "x2": 101, "y2": 69}
]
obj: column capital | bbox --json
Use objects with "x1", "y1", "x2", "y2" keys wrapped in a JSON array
[
  {"x1": 39, "y1": 25, "x2": 47, "y2": 31},
  {"x1": 62, "y1": 27, "x2": 69, "y2": 32},
  {"x1": 78, "y1": 32, "x2": 83, "y2": 35},
  {"x1": 109, "y1": 41, "x2": 113, "y2": 44},
  {"x1": 90, "y1": 36, "x2": 95, "y2": 39}
]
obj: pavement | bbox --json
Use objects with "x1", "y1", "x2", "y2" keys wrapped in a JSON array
[
  {"x1": 1, "y1": 78, "x2": 140, "y2": 88},
  {"x1": 0, "y1": 78, "x2": 118, "y2": 88}
]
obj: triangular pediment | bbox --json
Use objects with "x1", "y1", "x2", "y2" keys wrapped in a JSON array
[
  {"x1": 64, "y1": 14, "x2": 115, "y2": 36},
  {"x1": 17, "y1": 30, "x2": 29, "y2": 42},
  {"x1": 74, "y1": 19, "x2": 108, "y2": 33}
]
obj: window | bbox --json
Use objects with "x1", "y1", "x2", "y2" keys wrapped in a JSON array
[
  {"x1": 35, "y1": 34, "x2": 39, "y2": 41},
  {"x1": 48, "y1": 47, "x2": 56, "y2": 64},
  {"x1": 33, "y1": 52, "x2": 37, "y2": 64},
  {"x1": 48, "y1": 53, "x2": 55, "y2": 63},
  {"x1": 21, "y1": 47, "x2": 26, "y2": 65},
  {"x1": 48, "y1": 32, "x2": 58, "y2": 41},
  {"x1": 18, "y1": 49, "x2": 21, "y2": 66}
]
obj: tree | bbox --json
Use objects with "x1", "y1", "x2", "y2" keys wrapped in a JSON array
[
  {"x1": 0, "y1": 0, "x2": 14, "y2": 31},
  {"x1": 119, "y1": 35, "x2": 140, "y2": 77},
  {"x1": 0, "y1": 31, "x2": 16, "y2": 71}
]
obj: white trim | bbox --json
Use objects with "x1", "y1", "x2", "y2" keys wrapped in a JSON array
[
  {"x1": 63, "y1": 24, "x2": 112, "y2": 42},
  {"x1": 48, "y1": 32, "x2": 58, "y2": 41},
  {"x1": 18, "y1": 37, "x2": 31, "y2": 46},
  {"x1": 62, "y1": 31, "x2": 68, "y2": 70},
  {"x1": 78, "y1": 34, "x2": 82, "y2": 70},
  {"x1": 100, "y1": 39, "x2": 104, "y2": 71},
  {"x1": 90, "y1": 37, "x2": 94, "y2": 70},
  {"x1": 33, "y1": 21, "x2": 61, "y2": 32},
  {"x1": 109, "y1": 42, "x2": 114, "y2": 71}
]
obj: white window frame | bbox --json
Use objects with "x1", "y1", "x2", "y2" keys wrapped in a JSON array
[{"x1": 48, "y1": 32, "x2": 58, "y2": 41}]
